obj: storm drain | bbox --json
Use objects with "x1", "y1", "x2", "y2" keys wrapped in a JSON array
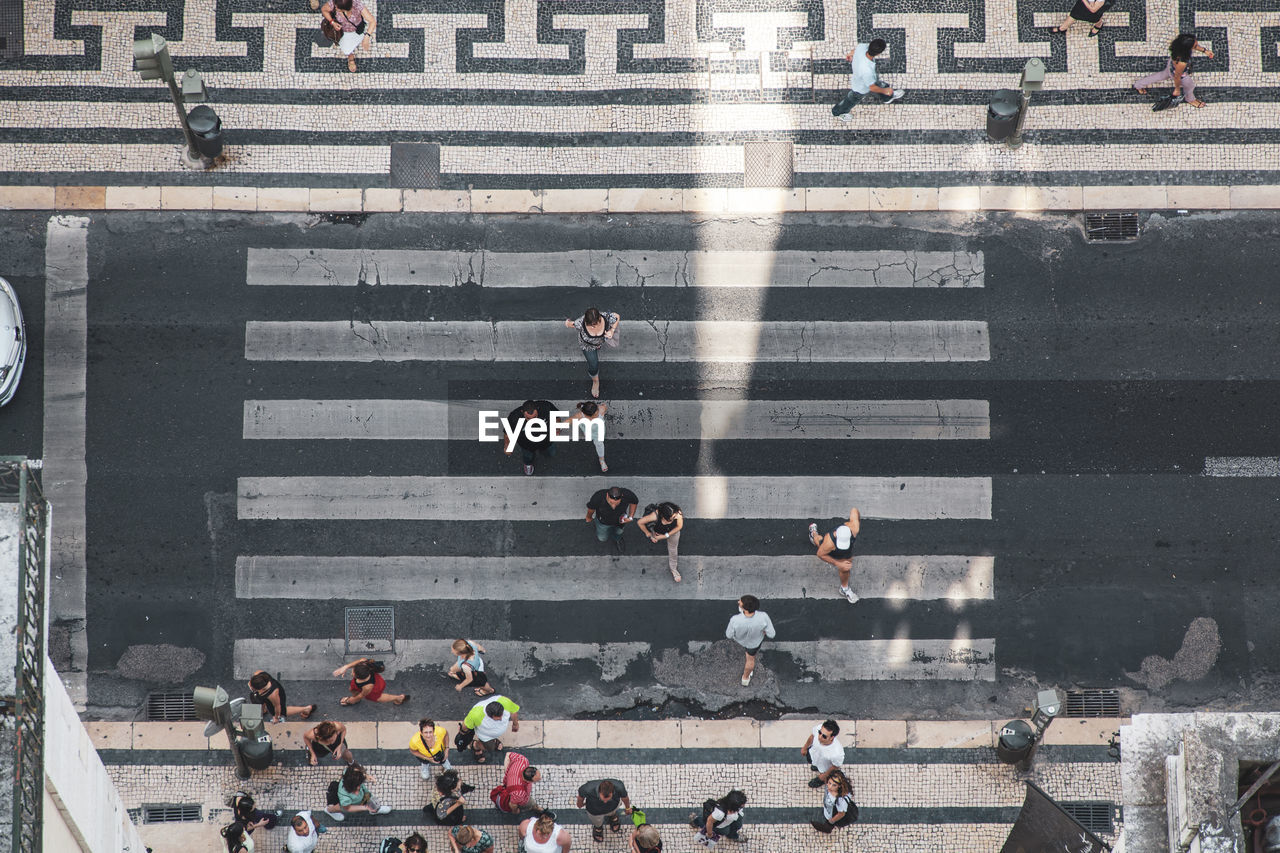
[
  {"x1": 743, "y1": 141, "x2": 794, "y2": 188},
  {"x1": 140, "y1": 803, "x2": 202, "y2": 824},
  {"x1": 390, "y1": 142, "x2": 441, "y2": 189},
  {"x1": 1060, "y1": 802, "x2": 1116, "y2": 835},
  {"x1": 345, "y1": 606, "x2": 395, "y2": 655},
  {"x1": 145, "y1": 691, "x2": 196, "y2": 722},
  {"x1": 1063, "y1": 689, "x2": 1121, "y2": 718},
  {"x1": 1084, "y1": 212, "x2": 1139, "y2": 241}
]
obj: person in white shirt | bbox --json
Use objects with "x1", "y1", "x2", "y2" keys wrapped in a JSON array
[
  {"x1": 832, "y1": 38, "x2": 905, "y2": 122},
  {"x1": 811, "y1": 769, "x2": 857, "y2": 834},
  {"x1": 285, "y1": 812, "x2": 320, "y2": 853},
  {"x1": 801, "y1": 720, "x2": 846, "y2": 788},
  {"x1": 724, "y1": 595, "x2": 776, "y2": 687}
]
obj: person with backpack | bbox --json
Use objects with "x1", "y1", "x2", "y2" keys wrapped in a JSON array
[
  {"x1": 492, "y1": 750, "x2": 541, "y2": 814},
  {"x1": 448, "y1": 639, "x2": 494, "y2": 697},
  {"x1": 227, "y1": 791, "x2": 280, "y2": 833},
  {"x1": 220, "y1": 822, "x2": 252, "y2": 853},
  {"x1": 811, "y1": 768, "x2": 857, "y2": 833},
  {"x1": 449, "y1": 824, "x2": 494, "y2": 853},
  {"x1": 428, "y1": 769, "x2": 473, "y2": 825},
  {"x1": 382, "y1": 833, "x2": 428, "y2": 853},
  {"x1": 519, "y1": 811, "x2": 572, "y2": 853},
  {"x1": 693, "y1": 791, "x2": 748, "y2": 846},
  {"x1": 333, "y1": 657, "x2": 409, "y2": 706},
  {"x1": 324, "y1": 763, "x2": 393, "y2": 821},
  {"x1": 637, "y1": 501, "x2": 684, "y2": 582}
]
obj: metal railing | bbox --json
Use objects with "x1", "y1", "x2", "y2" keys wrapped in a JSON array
[{"x1": 3, "y1": 457, "x2": 46, "y2": 853}]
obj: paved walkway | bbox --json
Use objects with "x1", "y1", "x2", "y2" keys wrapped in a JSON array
[
  {"x1": 92, "y1": 716, "x2": 1124, "y2": 852},
  {"x1": 2, "y1": 0, "x2": 1280, "y2": 188}
]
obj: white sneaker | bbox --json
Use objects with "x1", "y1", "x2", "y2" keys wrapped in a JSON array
[
  {"x1": 841, "y1": 586, "x2": 860, "y2": 604},
  {"x1": 741, "y1": 671, "x2": 753, "y2": 686},
  {"x1": 886, "y1": 89, "x2": 905, "y2": 103},
  {"x1": 837, "y1": 113, "x2": 853, "y2": 123},
  {"x1": 420, "y1": 764, "x2": 432, "y2": 779},
  {"x1": 375, "y1": 805, "x2": 392, "y2": 815},
  {"x1": 442, "y1": 759, "x2": 453, "y2": 771},
  {"x1": 327, "y1": 811, "x2": 345, "y2": 822}
]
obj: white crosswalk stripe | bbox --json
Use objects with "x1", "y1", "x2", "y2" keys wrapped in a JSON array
[
  {"x1": 244, "y1": 319, "x2": 991, "y2": 363},
  {"x1": 233, "y1": 245, "x2": 997, "y2": 687},
  {"x1": 243, "y1": 398, "x2": 991, "y2": 441},
  {"x1": 235, "y1": 555, "x2": 996, "y2": 601},
  {"x1": 245, "y1": 248, "x2": 985, "y2": 288},
  {"x1": 237, "y1": 475, "x2": 993, "y2": 521}
]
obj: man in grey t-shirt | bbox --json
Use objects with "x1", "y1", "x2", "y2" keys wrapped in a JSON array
[
  {"x1": 725, "y1": 594, "x2": 776, "y2": 687},
  {"x1": 576, "y1": 778, "x2": 632, "y2": 839}
]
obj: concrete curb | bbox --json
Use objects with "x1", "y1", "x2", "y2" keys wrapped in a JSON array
[{"x1": 0, "y1": 185, "x2": 1273, "y2": 214}]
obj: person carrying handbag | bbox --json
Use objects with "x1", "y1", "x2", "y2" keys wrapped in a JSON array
[{"x1": 320, "y1": 0, "x2": 376, "y2": 73}]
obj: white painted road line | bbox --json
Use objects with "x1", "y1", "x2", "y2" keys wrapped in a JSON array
[
  {"x1": 237, "y1": 637, "x2": 995, "y2": 682},
  {"x1": 234, "y1": 555, "x2": 995, "y2": 601},
  {"x1": 1203, "y1": 456, "x2": 1280, "y2": 477},
  {"x1": 236, "y1": 475, "x2": 993, "y2": 521},
  {"x1": 243, "y1": 398, "x2": 992, "y2": 441},
  {"x1": 687, "y1": 639, "x2": 996, "y2": 681},
  {"x1": 233, "y1": 639, "x2": 648, "y2": 681},
  {"x1": 243, "y1": 320, "x2": 991, "y2": 363},
  {"x1": 245, "y1": 249, "x2": 984, "y2": 289}
]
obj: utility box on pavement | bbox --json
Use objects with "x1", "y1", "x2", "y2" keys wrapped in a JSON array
[
  {"x1": 986, "y1": 89, "x2": 1023, "y2": 142},
  {"x1": 240, "y1": 736, "x2": 274, "y2": 770},
  {"x1": 186, "y1": 104, "x2": 223, "y2": 157}
]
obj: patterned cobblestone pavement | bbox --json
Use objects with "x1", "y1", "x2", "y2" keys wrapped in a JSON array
[
  {"x1": 2, "y1": 0, "x2": 1279, "y2": 186},
  {"x1": 93, "y1": 718, "x2": 1124, "y2": 852}
]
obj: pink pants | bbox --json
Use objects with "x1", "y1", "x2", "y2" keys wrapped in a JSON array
[{"x1": 1135, "y1": 60, "x2": 1195, "y2": 101}]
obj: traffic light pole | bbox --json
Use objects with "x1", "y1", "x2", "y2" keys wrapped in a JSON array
[
  {"x1": 194, "y1": 686, "x2": 252, "y2": 780},
  {"x1": 221, "y1": 717, "x2": 252, "y2": 780},
  {"x1": 163, "y1": 74, "x2": 206, "y2": 170}
]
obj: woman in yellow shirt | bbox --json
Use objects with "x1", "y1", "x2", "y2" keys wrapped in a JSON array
[{"x1": 409, "y1": 717, "x2": 452, "y2": 780}]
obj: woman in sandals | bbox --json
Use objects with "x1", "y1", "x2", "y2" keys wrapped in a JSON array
[
  {"x1": 320, "y1": 0, "x2": 376, "y2": 73},
  {"x1": 246, "y1": 670, "x2": 316, "y2": 723},
  {"x1": 1134, "y1": 33, "x2": 1214, "y2": 108},
  {"x1": 637, "y1": 502, "x2": 684, "y2": 583},
  {"x1": 304, "y1": 720, "x2": 355, "y2": 766},
  {"x1": 569, "y1": 400, "x2": 608, "y2": 472},
  {"x1": 1052, "y1": 0, "x2": 1110, "y2": 37},
  {"x1": 333, "y1": 657, "x2": 409, "y2": 707},
  {"x1": 564, "y1": 307, "x2": 620, "y2": 400},
  {"x1": 448, "y1": 639, "x2": 494, "y2": 696}
]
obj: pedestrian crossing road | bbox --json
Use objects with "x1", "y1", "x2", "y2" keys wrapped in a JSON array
[{"x1": 71, "y1": 211, "x2": 1280, "y2": 722}]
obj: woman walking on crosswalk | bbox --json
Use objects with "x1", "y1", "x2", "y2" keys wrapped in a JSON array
[{"x1": 564, "y1": 307, "x2": 621, "y2": 400}]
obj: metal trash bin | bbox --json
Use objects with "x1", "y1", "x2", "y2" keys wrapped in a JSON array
[
  {"x1": 996, "y1": 719, "x2": 1035, "y2": 765},
  {"x1": 986, "y1": 89, "x2": 1022, "y2": 142},
  {"x1": 187, "y1": 104, "x2": 223, "y2": 158},
  {"x1": 240, "y1": 736, "x2": 273, "y2": 771}
]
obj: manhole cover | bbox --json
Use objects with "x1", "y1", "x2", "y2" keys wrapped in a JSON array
[
  {"x1": 141, "y1": 803, "x2": 202, "y2": 824},
  {"x1": 345, "y1": 606, "x2": 395, "y2": 654},
  {"x1": 1059, "y1": 802, "x2": 1116, "y2": 834},
  {"x1": 743, "y1": 141, "x2": 793, "y2": 188},
  {"x1": 390, "y1": 142, "x2": 441, "y2": 189},
  {"x1": 1062, "y1": 689, "x2": 1121, "y2": 717},
  {"x1": 145, "y1": 691, "x2": 197, "y2": 722},
  {"x1": 1084, "y1": 212, "x2": 1139, "y2": 241}
]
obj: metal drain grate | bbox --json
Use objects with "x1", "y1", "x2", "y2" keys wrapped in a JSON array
[
  {"x1": 145, "y1": 691, "x2": 197, "y2": 721},
  {"x1": 1060, "y1": 802, "x2": 1116, "y2": 834},
  {"x1": 345, "y1": 606, "x2": 396, "y2": 655},
  {"x1": 1084, "y1": 212, "x2": 1139, "y2": 241},
  {"x1": 141, "y1": 803, "x2": 202, "y2": 824},
  {"x1": 390, "y1": 142, "x2": 441, "y2": 189},
  {"x1": 743, "y1": 141, "x2": 794, "y2": 188},
  {"x1": 1063, "y1": 689, "x2": 1121, "y2": 718}
]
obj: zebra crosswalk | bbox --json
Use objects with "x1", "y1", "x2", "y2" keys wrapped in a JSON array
[{"x1": 231, "y1": 245, "x2": 997, "y2": 698}]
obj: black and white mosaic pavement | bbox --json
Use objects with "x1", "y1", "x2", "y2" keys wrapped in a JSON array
[{"x1": 3, "y1": 0, "x2": 1280, "y2": 186}]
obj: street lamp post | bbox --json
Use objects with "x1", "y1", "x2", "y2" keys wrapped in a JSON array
[
  {"x1": 1007, "y1": 58, "x2": 1046, "y2": 150},
  {"x1": 193, "y1": 685, "x2": 251, "y2": 780},
  {"x1": 133, "y1": 34, "x2": 215, "y2": 170}
]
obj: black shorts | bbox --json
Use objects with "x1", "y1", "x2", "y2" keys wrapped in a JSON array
[
  {"x1": 452, "y1": 668, "x2": 488, "y2": 687},
  {"x1": 745, "y1": 645, "x2": 762, "y2": 657}
]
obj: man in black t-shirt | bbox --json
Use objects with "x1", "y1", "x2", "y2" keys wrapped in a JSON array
[
  {"x1": 586, "y1": 485, "x2": 638, "y2": 552},
  {"x1": 505, "y1": 399, "x2": 559, "y2": 475}
]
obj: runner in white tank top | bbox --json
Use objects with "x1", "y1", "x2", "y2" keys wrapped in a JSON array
[{"x1": 522, "y1": 816, "x2": 567, "y2": 853}]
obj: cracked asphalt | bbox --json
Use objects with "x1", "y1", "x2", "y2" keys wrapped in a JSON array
[{"x1": 8, "y1": 210, "x2": 1280, "y2": 722}]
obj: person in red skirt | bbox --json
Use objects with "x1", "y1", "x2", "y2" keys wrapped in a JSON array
[{"x1": 332, "y1": 657, "x2": 409, "y2": 707}]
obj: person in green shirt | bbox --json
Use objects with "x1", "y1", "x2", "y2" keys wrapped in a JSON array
[{"x1": 460, "y1": 695, "x2": 520, "y2": 763}]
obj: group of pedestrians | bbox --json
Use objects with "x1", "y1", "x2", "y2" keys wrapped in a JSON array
[{"x1": 834, "y1": 27, "x2": 1218, "y2": 119}]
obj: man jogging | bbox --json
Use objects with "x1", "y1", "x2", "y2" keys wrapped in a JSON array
[
  {"x1": 808, "y1": 507, "x2": 861, "y2": 604},
  {"x1": 832, "y1": 38, "x2": 904, "y2": 122}
]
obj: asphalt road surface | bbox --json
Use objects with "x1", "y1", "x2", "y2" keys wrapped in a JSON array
[{"x1": 7, "y1": 209, "x2": 1280, "y2": 723}]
